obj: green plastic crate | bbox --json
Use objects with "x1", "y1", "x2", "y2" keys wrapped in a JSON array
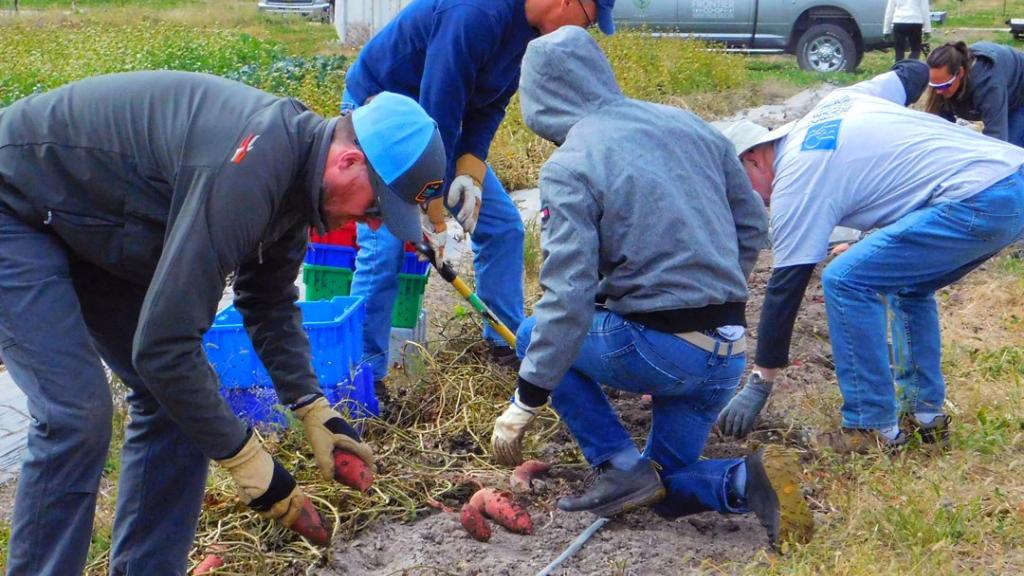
[
  {"x1": 303, "y1": 264, "x2": 354, "y2": 301},
  {"x1": 392, "y1": 271, "x2": 429, "y2": 328}
]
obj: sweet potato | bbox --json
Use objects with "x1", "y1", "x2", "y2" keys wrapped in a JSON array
[
  {"x1": 333, "y1": 449, "x2": 374, "y2": 492},
  {"x1": 289, "y1": 498, "x2": 332, "y2": 547},
  {"x1": 459, "y1": 503, "x2": 492, "y2": 542},
  {"x1": 469, "y1": 488, "x2": 533, "y2": 535},
  {"x1": 510, "y1": 460, "x2": 550, "y2": 493},
  {"x1": 193, "y1": 553, "x2": 224, "y2": 575}
]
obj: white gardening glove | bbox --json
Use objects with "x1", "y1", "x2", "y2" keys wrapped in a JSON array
[
  {"x1": 420, "y1": 222, "x2": 447, "y2": 267},
  {"x1": 491, "y1": 390, "x2": 544, "y2": 466},
  {"x1": 445, "y1": 174, "x2": 481, "y2": 234}
]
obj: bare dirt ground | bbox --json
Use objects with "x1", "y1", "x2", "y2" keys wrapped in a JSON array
[{"x1": 320, "y1": 253, "x2": 832, "y2": 576}]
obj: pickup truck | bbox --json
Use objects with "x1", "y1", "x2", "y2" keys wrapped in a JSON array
[
  {"x1": 613, "y1": 0, "x2": 889, "y2": 73},
  {"x1": 258, "y1": 0, "x2": 334, "y2": 22}
]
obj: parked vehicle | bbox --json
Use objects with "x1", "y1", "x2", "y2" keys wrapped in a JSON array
[
  {"x1": 613, "y1": 0, "x2": 889, "y2": 73},
  {"x1": 258, "y1": 0, "x2": 334, "y2": 22}
]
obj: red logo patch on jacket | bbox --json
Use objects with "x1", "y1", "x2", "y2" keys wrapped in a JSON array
[{"x1": 231, "y1": 134, "x2": 261, "y2": 164}]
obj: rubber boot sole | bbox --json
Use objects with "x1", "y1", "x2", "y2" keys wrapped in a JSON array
[{"x1": 746, "y1": 446, "x2": 815, "y2": 549}]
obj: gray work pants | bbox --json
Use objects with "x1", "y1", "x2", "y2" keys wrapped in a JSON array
[{"x1": 0, "y1": 207, "x2": 208, "y2": 576}]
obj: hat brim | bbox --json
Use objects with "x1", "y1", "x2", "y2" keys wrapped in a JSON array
[
  {"x1": 368, "y1": 167, "x2": 422, "y2": 242},
  {"x1": 743, "y1": 121, "x2": 797, "y2": 155},
  {"x1": 598, "y1": 8, "x2": 615, "y2": 35}
]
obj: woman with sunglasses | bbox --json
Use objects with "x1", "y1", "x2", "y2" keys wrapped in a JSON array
[{"x1": 926, "y1": 41, "x2": 1024, "y2": 146}]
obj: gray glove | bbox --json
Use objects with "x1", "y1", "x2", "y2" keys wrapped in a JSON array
[{"x1": 717, "y1": 372, "x2": 773, "y2": 439}]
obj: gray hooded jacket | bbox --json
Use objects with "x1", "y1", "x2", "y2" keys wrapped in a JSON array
[{"x1": 517, "y1": 27, "x2": 768, "y2": 390}]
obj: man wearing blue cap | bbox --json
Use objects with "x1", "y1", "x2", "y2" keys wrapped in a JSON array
[
  {"x1": 0, "y1": 71, "x2": 444, "y2": 575},
  {"x1": 342, "y1": 0, "x2": 617, "y2": 397}
]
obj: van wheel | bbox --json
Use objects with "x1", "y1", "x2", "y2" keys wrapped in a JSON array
[{"x1": 796, "y1": 23, "x2": 858, "y2": 73}]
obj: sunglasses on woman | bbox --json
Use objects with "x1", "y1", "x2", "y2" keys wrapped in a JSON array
[{"x1": 928, "y1": 70, "x2": 961, "y2": 93}]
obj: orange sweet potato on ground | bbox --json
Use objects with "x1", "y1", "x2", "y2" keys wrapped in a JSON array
[
  {"x1": 468, "y1": 488, "x2": 533, "y2": 535},
  {"x1": 289, "y1": 498, "x2": 332, "y2": 547},
  {"x1": 510, "y1": 460, "x2": 550, "y2": 493},
  {"x1": 459, "y1": 503, "x2": 492, "y2": 542},
  {"x1": 193, "y1": 553, "x2": 224, "y2": 575},
  {"x1": 333, "y1": 449, "x2": 374, "y2": 492}
]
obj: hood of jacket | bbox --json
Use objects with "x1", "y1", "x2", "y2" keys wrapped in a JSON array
[{"x1": 519, "y1": 26, "x2": 624, "y2": 145}]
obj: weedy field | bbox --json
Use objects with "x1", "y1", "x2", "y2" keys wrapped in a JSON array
[{"x1": 1, "y1": 1, "x2": 1023, "y2": 575}]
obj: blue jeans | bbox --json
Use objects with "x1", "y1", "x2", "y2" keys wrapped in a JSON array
[
  {"x1": 343, "y1": 90, "x2": 525, "y2": 380},
  {"x1": 0, "y1": 208, "x2": 208, "y2": 575},
  {"x1": 516, "y1": 312, "x2": 747, "y2": 516},
  {"x1": 824, "y1": 171, "x2": 1024, "y2": 429}
]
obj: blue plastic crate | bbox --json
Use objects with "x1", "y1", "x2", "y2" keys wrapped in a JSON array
[
  {"x1": 222, "y1": 362, "x2": 378, "y2": 427},
  {"x1": 323, "y1": 362, "x2": 378, "y2": 419},
  {"x1": 205, "y1": 296, "x2": 365, "y2": 389},
  {"x1": 305, "y1": 243, "x2": 357, "y2": 269},
  {"x1": 401, "y1": 251, "x2": 430, "y2": 275}
]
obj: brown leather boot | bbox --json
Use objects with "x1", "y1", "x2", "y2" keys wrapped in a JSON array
[{"x1": 815, "y1": 428, "x2": 907, "y2": 455}]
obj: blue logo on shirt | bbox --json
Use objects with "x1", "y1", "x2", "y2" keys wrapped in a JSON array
[{"x1": 801, "y1": 119, "x2": 842, "y2": 151}]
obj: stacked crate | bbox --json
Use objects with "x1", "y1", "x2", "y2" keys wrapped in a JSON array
[
  {"x1": 304, "y1": 222, "x2": 431, "y2": 330},
  {"x1": 304, "y1": 222, "x2": 359, "y2": 301}
]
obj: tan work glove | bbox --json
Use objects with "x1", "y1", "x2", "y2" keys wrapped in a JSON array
[
  {"x1": 216, "y1": 432, "x2": 307, "y2": 527},
  {"x1": 445, "y1": 154, "x2": 486, "y2": 233},
  {"x1": 294, "y1": 396, "x2": 375, "y2": 481},
  {"x1": 491, "y1": 390, "x2": 544, "y2": 466}
]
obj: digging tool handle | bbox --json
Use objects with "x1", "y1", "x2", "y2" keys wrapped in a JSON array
[
  {"x1": 415, "y1": 242, "x2": 517, "y2": 347},
  {"x1": 416, "y1": 242, "x2": 457, "y2": 283}
]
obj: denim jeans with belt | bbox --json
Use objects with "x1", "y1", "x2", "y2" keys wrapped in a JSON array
[
  {"x1": 824, "y1": 170, "x2": 1024, "y2": 429},
  {"x1": 0, "y1": 207, "x2": 208, "y2": 575},
  {"x1": 516, "y1": 311, "x2": 748, "y2": 516},
  {"x1": 343, "y1": 89, "x2": 525, "y2": 380}
]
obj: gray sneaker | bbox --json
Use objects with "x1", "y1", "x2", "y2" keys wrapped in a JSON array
[
  {"x1": 557, "y1": 459, "x2": 665, "y2": 517},
  {"x1": 902, "y1": 414, "x2": 951, "y2": 446}
]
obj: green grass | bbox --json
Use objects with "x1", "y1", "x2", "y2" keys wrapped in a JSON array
[
  {"x1": 744, "y1": 50, "x2": 892, "y2": 88},
  {"x1": 0, "y1": 18, "x2": 346, "y2": 115},
  {"x1": 3, "y1": 2, "x2": 1023, "y2": 575},
  {"x1": 933, "y1": 0, "x2": 1024, "y2": 28},
  {"x1": 0, "y1": 522, "x2": 9, "y2": 570},
  {"x1": 2, "y1": 0, "x2": 196, "y2": 7}
]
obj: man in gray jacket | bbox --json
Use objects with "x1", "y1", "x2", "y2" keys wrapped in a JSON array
[
  {"x1": 0, "y1": 72, "x2": 444, "y2": 575},
  {"x1": 489, "y1": 27, "x2": 812, "y2": 546}
]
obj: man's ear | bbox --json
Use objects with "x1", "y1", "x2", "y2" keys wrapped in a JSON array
[{"x1": 333, "y1": 147, "x2": 367, "y2": 170}]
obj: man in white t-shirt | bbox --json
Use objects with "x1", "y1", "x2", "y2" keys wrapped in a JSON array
[{"x1": 714, "y1": 63, "x2": 1024, "y2": 453}]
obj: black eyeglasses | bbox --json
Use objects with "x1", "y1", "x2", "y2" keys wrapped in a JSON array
[{"x1": 576, "y1": 0, "x2": 595, "y2": 29}]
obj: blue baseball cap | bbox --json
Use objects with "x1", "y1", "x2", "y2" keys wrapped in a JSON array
[
  {"x1": 596, "y1": 0, "x2": 616, "y2": 35},
  {"x1": 351, "y1": 92, "x2": 446, "y2": 242}
]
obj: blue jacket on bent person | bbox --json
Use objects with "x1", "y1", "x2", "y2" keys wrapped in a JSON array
[{"x1": 343, "y1": 0, "x2": 538, "y2": 189}]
